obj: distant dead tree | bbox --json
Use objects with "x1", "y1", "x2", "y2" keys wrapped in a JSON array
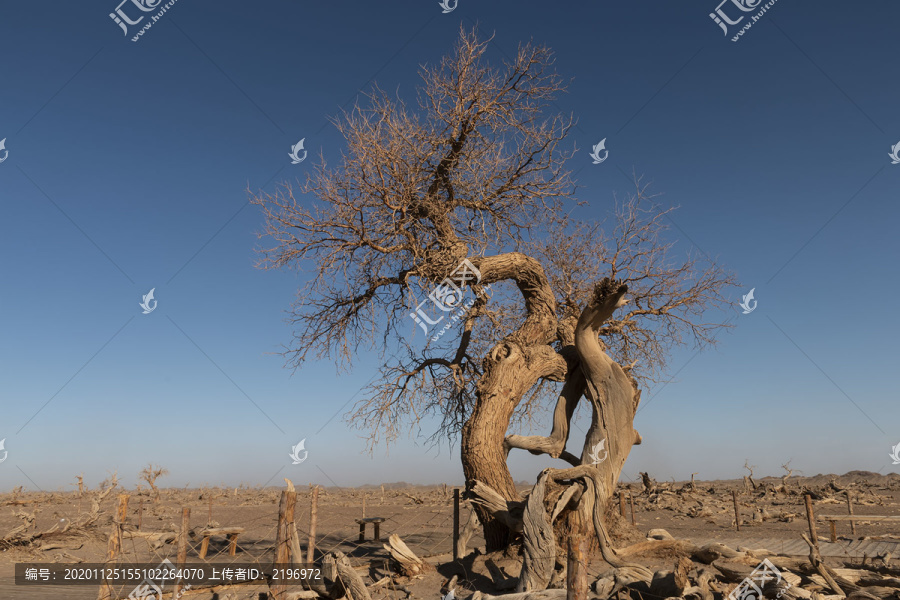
[
  {"x1": 781, "y1": 460, "x2": 800, "y2": 488},
  {"x1": 253, "y1": 25, "x2": 735, "y2": 568},
  {"x1": 743, "y1": 460, "x2": 757, "y2": 491},
  {"x1": 139, "y1": 464, "x2": 168, "y2": 502}
]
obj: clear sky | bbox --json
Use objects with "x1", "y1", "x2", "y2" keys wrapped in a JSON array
[{"x1": 1, "y1": 1, "x2": 898, "y2": 493}]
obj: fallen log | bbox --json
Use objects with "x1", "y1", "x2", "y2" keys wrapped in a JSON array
[{"x1": 802, "y1": 533, "x2": 855, "y2": 597}]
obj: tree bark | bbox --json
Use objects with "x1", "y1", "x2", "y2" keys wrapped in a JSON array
[
  {"x1": 461, "y1": 341, "x2": 566, "y2": 548},
  {"x1": 462, "y1": 385, "x2": 519, "y2": 549}
]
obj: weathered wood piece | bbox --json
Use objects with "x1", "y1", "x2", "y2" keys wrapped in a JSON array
[
  {"x1": 453, "y1": 488, "x2": 460, "y2": 561},
  {"x1": 272, "y1": 490, "x2": 297, "y2": 600},
  {"x1": 456, "y1": 506, "x2": 481, "y2": 559},
  {"x1": 566, "y1": 508, "x2": 588, "y2": 600},
  {"x1": 518, "y1": 471, "x2": 556, "y2": 592},
  {"x1": 308, "y1": 484, "x2": 319, "y2": 564},
  {"x1": 383, "y1": 533, "x2": 431, "y2": 576},
  {"x1": 326, "y1": 551, "x2": 372, "y2": 600},
  {"x1": 174, "y1": 507, "x2": 190, "y2": 599},
  {"x1": 97, "y1": 494, "x2": 128, "y2": 600}
]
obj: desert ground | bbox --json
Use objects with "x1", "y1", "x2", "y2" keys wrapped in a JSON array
[{"x1": 3, "y1": 472, "x2": 900, "y2": 599}]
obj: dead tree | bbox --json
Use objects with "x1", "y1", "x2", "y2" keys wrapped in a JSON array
[
  {"x1": 253, "y1": 26, "x2": 735, "y2": 551},
  {"x1": 781, "y1": 460, "x2": 801, "y2": 489},
  {"x1": 743, "y1": 461, "x2": 758, "y2": 491},
  {"x1": 139, "y1": 464, "x2": 168, "y2": 503},
  {"x1": 640, "y1": 472, "x2": 658, "y2": 495}
]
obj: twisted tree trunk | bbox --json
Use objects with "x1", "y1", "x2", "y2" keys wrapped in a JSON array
[
  {"x1": 467, "y1": 279, "x2": 645, "y2": 587},
  {"x1": 461, "y1": 254, "x2": 563, "y2": 550}
]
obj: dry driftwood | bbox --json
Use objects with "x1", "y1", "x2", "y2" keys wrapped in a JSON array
[
  {"x1": 402, "y1": 492, "x2": 424, "y2": 505},
  {"x1": 617, "y1": 538, "x2": 698, "y2": 558},
  {"x1": 283, "y1": 479, "x2": 306, "y2": 565},
  {"x1": 549, "y1": 484, "x2": 580, "y2": 522},
  {"x1": 467, "y1": 481, "x2": 524, "y2": 533},
  {"x1": 456, "y1": 507, "x2": 481, "y2": 558},
  {"x1": 383, "y1": 534, "x2": 432, "y2": 576},
  {"x1": 325, "y1": 551, "x2": 372, "y2": 600},
  {"x1": 803, "y1": 533, "x2": 854, "y2": 597},
  {"x1": 517, "y1": 471, "x2": 555, "y2": 592}
]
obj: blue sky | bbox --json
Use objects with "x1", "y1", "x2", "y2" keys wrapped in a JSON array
[{"x1": 1, "y1": 1, "x2": 898, "y2": 492}]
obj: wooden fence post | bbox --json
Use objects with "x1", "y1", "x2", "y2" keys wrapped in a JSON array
[
  {"x1": 846, "y1": 491, "x2": 856, "y2": 535},
  {"x1": 566, "y1": 510, "x2": 588, "y2": 600},
  {"x1": 97, "y1": 494, "x2": 128, "y2": 600},
  {"x1": 307, "y1": 485, "x2": 319, "y2": 565},
  {"x1": 173, "y1": 507, "x2": 190, "y2": 598},
  {"x1": 273, "y1": 490, "x2": 297, "y2": 600},
  {"x1": 804, "y1": 494, "x2": 818, "y2": 546},
  {"x1": 629, "y1": 493, "x2": 635, "y2": 526},
  {"x1": 619, "y1": 493, "x2": 626, "y2": 518},
  {"x1": 453, "y1": 488, "x2": 460, "y2": 562},
  {"x1": 732, "y1": 490, "x2": 741, "y2": 532},
  {"x1": 137, "y1": 497, "x2": 143, "y2": 531}
]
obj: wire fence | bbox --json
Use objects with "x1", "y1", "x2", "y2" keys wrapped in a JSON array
[{"x1": 98, "y1": 485, "x2": 479, "y2": 599}]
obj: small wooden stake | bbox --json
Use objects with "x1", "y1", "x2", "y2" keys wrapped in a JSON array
[
  {"x1": 619, "y1": 492, "x2": 626, "y2": 518},
  {"x1": 273, "y1": 491, "x2": 297, "y2": 600},
  {"x1": 174, "y1": 507, "x2": 190, "y2": 598},
  {"x1": 362, "y1": 493, "x2": 366, "y2": 519},
  {"x1": 307, "y1": 485, "x2": 319, "y2": 564},
  {"x1": 137, "y1": 498, "x2": 143, "y2": 531},
  {"x1": 453, "y1": 488, "x2": 460, "y2": 562},
  {"x1": 829, "y1": 520, "x2": 837, "y2": 543},
  {"x1": 732, "y1": 490, "x2": 741, "y2": 531},
  {"x1": 381, "y1": 484, "x2": 385, "y2": 504},
  {"x1": 98, "y1": 495, "x2": 129, "y2": 600},
  {"x1": 566, "y1": 509, "x2": 588, "y2": 600},
  {"x1": 629, "y1": 493, "x2": 636, "y2": 525},
  {"x1": 846, "y1": 491, "x2": 856, "y2": 535},
  {"x1": 804, "y1": 493, "x2": 818, "y2": 546}
]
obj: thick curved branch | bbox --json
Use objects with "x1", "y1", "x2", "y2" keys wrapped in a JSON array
[
  {"x1": 504, "y1": 366, "x2": 585, "y2": 463},
  {"x1": 475, "y1": 253, "x2": 557, "y2": 345}
]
